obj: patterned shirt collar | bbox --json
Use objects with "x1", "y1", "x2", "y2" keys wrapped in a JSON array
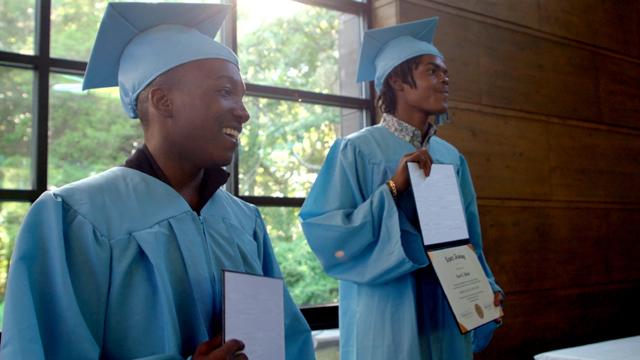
[{"x1": 380, "y1": 113, "x2": 437, "y2": 150}]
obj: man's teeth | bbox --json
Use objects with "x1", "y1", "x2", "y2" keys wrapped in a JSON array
[{"x1": 223, "y1": 128, "x2": 240, "y2": 140}]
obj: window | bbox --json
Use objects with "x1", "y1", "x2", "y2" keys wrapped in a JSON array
[{"x1": 0, "y1": 0, "x2": 374, "y2": 353}]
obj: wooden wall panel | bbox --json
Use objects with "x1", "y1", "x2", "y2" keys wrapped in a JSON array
[
  {"x1": 548, "y1": 124, "x2": 640, "y2": 202},
  {"x1": 598, "y1": 55, "x2": 640, "y2": 129},
  {"x1": 399, "y1": 3, "x2": 604, "y2": 122},
  {"x1": 480, "y1": 205, "x2": 640, "y2": 293},
  {"x1": 476, "y1": 282, "x2": 640, "y2": 359},
  {"x1": 429, "y1": 0, "x2": 539, "y2": 29},
  {"x1": 477, "y1": 24, "x2": 601, "y2": 121},
  {"x1": 435, "y1": 108, "x2": 640, "y2": 204},
  {"x1": 436, "y1": 109, "x2": 552, "y2": 201},
  {"x1": 539, "y1": 0, "x2": 640, "y2": 58}
]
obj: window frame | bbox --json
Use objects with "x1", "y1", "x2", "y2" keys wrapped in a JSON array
[{"x1": 0, "y1": 0, "x2": 376, "y2": 331}]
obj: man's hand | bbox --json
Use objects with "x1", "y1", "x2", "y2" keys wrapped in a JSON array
[
  {"x1": 494, "y1": 291, "x2": 504, "y2": 324},
  {"x1": 193, "y1": 334, "x2": 247, "y2": 360},
  {"x1": 390, "y1": 150, "x2": 433, "y2": 194}
]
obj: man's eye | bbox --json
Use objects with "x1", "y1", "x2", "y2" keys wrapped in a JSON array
[{"x1": 219, "y1": 89, "x2": 231, "y2": 96}]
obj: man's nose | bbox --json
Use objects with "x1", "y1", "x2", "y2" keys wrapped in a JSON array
[{"x1": 234, "y1": 102, "x2": 250, "y2": 123}]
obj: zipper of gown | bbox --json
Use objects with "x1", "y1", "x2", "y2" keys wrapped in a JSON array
[
  {"x1": 198, "y1": 214, "x2": 218, "y2": 338},
  {"x1": 198, "y1": 215, "x2": 215, "y2": 270}
]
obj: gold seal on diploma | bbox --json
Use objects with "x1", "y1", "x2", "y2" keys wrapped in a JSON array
[{"x1": 475, "y1": 304, "x2": 484, "y2": 319}]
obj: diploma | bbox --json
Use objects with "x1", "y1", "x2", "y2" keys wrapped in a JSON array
[
  {"x1": 406, "y1": 163, "x2": 469, "y2": 249},
  {"x1": 427, "y1": 244, "x2": 503, "y2": 333},
  {"x1": 223, "y1": 270, "x2": 285, "y2": 360}
]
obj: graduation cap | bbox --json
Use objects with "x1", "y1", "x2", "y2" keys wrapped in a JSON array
[
  {"x1": 82, "y1": 2, "x2": 237, "y2": 119},
  {"x1": 356, "y1": 17, "x2": 444, "y2": 94}
]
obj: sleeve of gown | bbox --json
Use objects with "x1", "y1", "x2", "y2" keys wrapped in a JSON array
[
  {"x1": 298, "y1": 139, "x2": 428, "y2": 286},
  {"x1": 0, "y1": 192, "x2": 111, "y2": 359},
  {"x1": 457, "y1": 155, "x2": 504, "y2": 353},
  {"x1": 253, "y1": 208, "x2": 316, "y2": 360}
]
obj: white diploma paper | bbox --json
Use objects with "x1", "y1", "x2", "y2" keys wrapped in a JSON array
[
  {"x1": 427, "y1": 244, "x2": 503, "y2": 333},
  {"x1": 407, "y1": 163, "x2": 469, "y2": 247},
  {"x1": 223, "y1": 271, "x2": 285, "y2": 360}
]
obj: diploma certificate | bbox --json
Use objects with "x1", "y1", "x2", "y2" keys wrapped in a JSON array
[
  {"x1": 406, "y1": 163, "x2": 469, "y2": 249},
  {"x1": 427, "y1": 244, "x2": 503, "y2": 333},
  {"x1": 223, "y1": 270, "x2": 285, "y2": 360}
]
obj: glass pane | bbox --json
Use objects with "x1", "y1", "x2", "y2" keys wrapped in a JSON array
[
  {"x1": 0, "y1": 0, "x2": 36, "y2": 55},
  {"x1": 238, "y1": 0, "x2": 363, "y2": 97},
  {"x1": 50, "y1": 0, "x2": 221, "y2": 61},
  {"x1": 48, "y1": 73, "x2": 143, "y2": 188},
  {"x1": 240, "y1": 97, "x2": 362, "y2": 197},
  {"x1": 0, "y1": 201, "x2": 30, "y2": 330},
  {"x1": 313, "y1": 329, "x2": 340, "y2": 360},
  {"x1": 0, "y1": 66, "x2": 33, "y2": 190},
  {"x1": 259, "y1": 206, "x2": 338, "y2": 307}
]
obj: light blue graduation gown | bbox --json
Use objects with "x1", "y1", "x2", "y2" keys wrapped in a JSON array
[
  {"x1": 1, "y1": 167, "x2": 315, "y2": 360},
  {"x1": 299, "y1": 125, "x2": 501, "y2": 360}
]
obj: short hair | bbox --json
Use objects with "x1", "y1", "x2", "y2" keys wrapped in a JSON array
[
  {"x1": 376, "y1": 55, "x2": 423, "y2": 115},
  {"x1": 136, "y1": 65, "x2": 185, "y2": 126}
]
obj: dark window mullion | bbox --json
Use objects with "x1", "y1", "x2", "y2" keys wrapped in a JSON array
[
  {"x1": 32, "y1": 0, "x2": 52, "y2": 194},
  {"x1": 50, "y1": 58, "x2": 87, "y2": 74},
  {"x1": 294, "y1": 0, "x2": 366, "y2": 15},
  {"x1": 246, "y1": 83, "x2": 370, "y2": 109},
  {"x1": 239, "y1": 196, "x2": 305, "y2": 208},
  {"x1": 0, "y1": 51, "x2": 38, "y2": 68},
  {"x1": 0, "y1": 190, "x2": 40, "y2": 202}
]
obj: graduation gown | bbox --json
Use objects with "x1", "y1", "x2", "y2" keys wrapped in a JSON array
[
  {"x1": 1, "y1": 167, "x2": 315, "y2": 360},
  {"x1": 299, "y1": 125, "x2": 501, "y2": 360}
]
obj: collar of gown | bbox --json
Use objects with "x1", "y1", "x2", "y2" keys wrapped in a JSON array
[{"x1": 123, "y1": 144, "x2": 230, "y2": 214}]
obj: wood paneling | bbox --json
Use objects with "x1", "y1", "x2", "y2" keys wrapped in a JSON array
[
  {"x1": 598, "y1": 55, "x2": 640, "y2": 129},
  {"x1": 480, "y1": 205, "x2": 640, "y2": 293},
  {"x1": 436, "y1": 109, "x2": 552, "y2": 201},
  {"x1": 478, "y1": 24, "x2": 601, "y2": 121},
  {"x1": 398, "y1": 3, "x2": 604, "y2": 121},
  {"x1": 429, "y1": 0, "x2": 539, "y2": 29},
  {"x1": 539, "y1": 0, "x2": 640, "y2": 58},
  {"x1": 548, "y1": 123, "x2": 640, "y2": 202},
  {"x1": 436, "y1": 107, "x2": 640, "y2": 203},
  {"x1": 476, "y1": 282, "x2": 640, "y2": 359}
]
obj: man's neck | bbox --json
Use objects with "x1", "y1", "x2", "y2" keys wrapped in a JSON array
[
  {"x1": 392, "y1": 109, "x2": 431, "y2": 141},
  {"x1": 145, "y1": 140, "x2": 205, "y2": 209}
]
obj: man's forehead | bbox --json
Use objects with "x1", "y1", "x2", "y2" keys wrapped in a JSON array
[
  {"x1": 420, "y1": 54, "x2": 446, "y2": 67},
  {"x1": 181, "y1": 58, "x2": 243, "y2": 79}
]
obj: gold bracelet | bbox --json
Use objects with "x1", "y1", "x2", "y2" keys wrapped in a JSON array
[{"x1": 386, "y1": 180, "x2": 397, "y2": 202}]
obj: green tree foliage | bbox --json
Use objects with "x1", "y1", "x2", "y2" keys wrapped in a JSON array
[
  {"x1": 0, "y1": 0, "x2": 35, "y2": 54},
  {"x1": 237, "y1": 3, "x2": 341, "y2": 306}
]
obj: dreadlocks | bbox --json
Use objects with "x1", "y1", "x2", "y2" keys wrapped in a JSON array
[{"x1": 376, "y1": 55, "x2": 423, "y2": 115}]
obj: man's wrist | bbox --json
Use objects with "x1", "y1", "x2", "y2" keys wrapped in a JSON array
[{"x1": 386, "y1": 179, "x2": 397, "y2": 202}]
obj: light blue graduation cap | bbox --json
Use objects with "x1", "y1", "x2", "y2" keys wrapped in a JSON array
[
  {"x1": 82, "y1": 2, "x2": 237, "y2": 119},
  {"x1": 356, "y1": 17, "x2": 444, "y2": 94}
]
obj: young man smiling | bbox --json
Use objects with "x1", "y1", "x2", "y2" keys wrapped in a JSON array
[
  {"x1": 1, "y1": 3, "x2": 315, "y2": 360},
  {"x1": 299, "y1": 17, "x2": 503, "y2": 360}
]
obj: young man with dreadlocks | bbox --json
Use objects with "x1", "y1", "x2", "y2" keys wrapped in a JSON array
[{"x1": 299, "y1": 18, "x2": 504, "y2": 360}]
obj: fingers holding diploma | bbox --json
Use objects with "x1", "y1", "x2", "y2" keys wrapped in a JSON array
[{"x1": 193, "y1": 334, "x2": 248, "y2": 360}]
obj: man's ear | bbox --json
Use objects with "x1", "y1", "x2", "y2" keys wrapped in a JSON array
[
  {"x1": 389, "y1": 76, "x2": 405, "y2": 92},
  {"x1": 149, "y1": 87, "x2": 173, "y2": 117}
]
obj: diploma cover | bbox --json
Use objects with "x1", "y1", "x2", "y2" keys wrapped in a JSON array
[
  {"x1": 222, "y1": 270, "x2": 285, "y2": 360},
  {"x1": 407, "y1": 163, "x2": 503, "y2": 333}
]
